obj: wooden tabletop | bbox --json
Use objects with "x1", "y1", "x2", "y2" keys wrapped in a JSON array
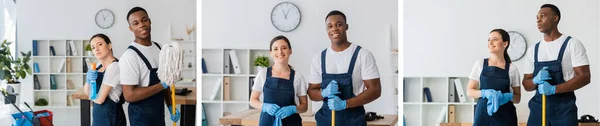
[
  {"x1": 220, "y1": 109, "x2": 398, "y2": 126},
  {"x1": 72, "y1": 86, "x2": 196, "y2": 105}
]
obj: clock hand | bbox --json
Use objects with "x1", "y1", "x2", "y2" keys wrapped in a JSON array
[{"x1": 282, "y1": 9, "x2": 287, "y2": 19}]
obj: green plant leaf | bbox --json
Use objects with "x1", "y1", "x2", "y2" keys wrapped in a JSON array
[{"x1": 19, "y1": 71, "x2": 26, "y2": 79}]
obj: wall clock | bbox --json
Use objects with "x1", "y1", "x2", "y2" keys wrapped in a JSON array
[
  {"x1": 271, "y1": 2, "x2": 301, "y2": 32},
  {"x1": 95, "y1": 9, "x2": 115, "y2": 29}
]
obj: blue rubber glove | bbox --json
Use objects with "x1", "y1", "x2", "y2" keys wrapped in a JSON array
[
  {"x1": 481, "y1": 89, "x2": 502, "y2": 116},
  {"x1": 538, "y1": 82, "x2": 556, "y2": 95},
  {"x1": 322, "y1": 80, "x2": 340, "y2": 98},
  {"x1": 160, "y1": 82, "x2": 169, "y2": 89},
  {"x1": 480, "y1": 89, "x2": 500, "y2": 99},
  {"x1": 328, "y1": 96, "x2": 347, "y2": 111},
  {"x1": 275, "y1": 105, "x2": 297, "y2": 119},
  {"x1": 262, "y1": 103, "x2": 280, "y2": 116},
  {"x1": 168, "y1": 106, "x2": 181, "y2": 122},
  {"x1": 499, "y1": 93, "x2": 513, "y2": 105},
  {"x1": 533, "y1": 67, "x2": 552, "y2": 84},
  {"x1": 86, "y1": 70, "x2": 98, "y2": 84}
]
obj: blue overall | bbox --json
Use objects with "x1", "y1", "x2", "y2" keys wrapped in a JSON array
[
  {"x1": 258, "y1": 67, "x2": 302, "y2": 126},
  {"x1": 92, "y1": 59, "x2": 126, "y2": 126},
  {"x1": 315, "y1": 46, "x2": 366, "y2": 126},
  {"x1": 527, "y1": 36, "x2": 577, "y2": 126},
  {"x1": 473, "y1": 59, "x2": 517, "y2": 126},
  {"x1": 127, "y1": 42, "x2": 168, "y2": 126}
]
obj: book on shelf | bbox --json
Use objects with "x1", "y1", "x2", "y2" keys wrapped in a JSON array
[
  {"x1": 423, "y1": 87, "x2": 432, "y2": 102},
  {"x1": 66, "y1": 42, "x2": 72, "y2": 56},
  {"x1": 69, "y1": 40, "x2": 78, "y2": 56},
  {"x1": 453, "y1": 78, "x2": 467, "y2": 103},
  {"x1": 57, "y1": 58, "x2": 66, "y2": 73},
  {"x1": 82, "y1": 58, "x2": 88, "y2": 73},
  {"x1": 449, "y1": 80, "x2": 456, "y2": 102},
  {"x1": 67, "y1": 95, "x2": 73, "y2": 106},
  {"x1": 223, "y1": 77, "x2": 231, "y2": 101},
  {"x1": 437, "y1": 106, "x2": 448, "y2": 125},
  {"x1": 229, "y1": 50, "x2": 242, "y2": 74},
  {"x1": 66, "y1": 58, "x2": 72, "y2": 73},
  {"x1": 210, "y1": 77, "x2": 223, "y2": 100},
  {"x1": 224, "y1": 51, "x2": 231, "y2": 74},
  {"x1": 67, "y1": 80, "x2": 74, "y2": 90},
  {"x1": 50, "y1": 46, "x2": 56, "y2": 56},
  {"x1": 34, "y1": 75, "x2": 41, "y2": 90},
  {"x1": 202, "y1": 58, "x2": 208, "y2": 73},
  {"x1": 33, "y1": 40, "x2": 38, "y2": 56},
  {"x1": 50, "y1": 75, "x2": 57, "y2": 90},
  {"x1": 448, "y1": 105, "x2": 456, "y2": 123},
  {"x1": 33, "y1": 62, "x2": 40, "y2": 73}
]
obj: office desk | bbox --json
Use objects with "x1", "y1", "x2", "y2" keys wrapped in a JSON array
[{"x1": 72, "y1": 86, "x2": 196, "y2": 126}]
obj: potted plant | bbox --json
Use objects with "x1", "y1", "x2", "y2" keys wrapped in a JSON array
[
  {"x1": 253, "y1": 56, "x2": 270, "y2": 73},
  {"x1": 0, "y1": 40, "x2": 32, "y2": 104},
  {"x1": 85, "y1": 44, "x2": 93, "y2": 56}
]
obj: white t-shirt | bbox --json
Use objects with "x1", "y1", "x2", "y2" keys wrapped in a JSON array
[
  {"x1": 252, "y1": 68, "x2": 308, "y2": 104},
  {"x1": 469, "y1": 59, "x2": 521, "y2": 89},
  {"x1": 119, "y1": 42, "x2": 161, "y2": 87},
  {"x1": 98, "y1": 62, "x2": 122, "y2": 102},
  {"x1": 309, "y1": 43, "x2": 380, "y2": 95},
  {"x1": 524, "y1": 35, "x2": 589, "y2": 81}
]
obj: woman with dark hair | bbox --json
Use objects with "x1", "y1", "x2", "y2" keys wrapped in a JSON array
[
  {"x1": 83, "y1": 33, "x2": 126, "y2": 126},
  {"x1": 249, "y1": 35, "x2": 308, "y2": 126},
  {"x1": 466, "y1": 29, "x2": 522, "y2": 125}
]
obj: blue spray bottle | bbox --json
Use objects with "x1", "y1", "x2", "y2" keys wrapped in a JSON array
[{"x1": 89, "y1": 63, "x2": 97, "y2": 100}]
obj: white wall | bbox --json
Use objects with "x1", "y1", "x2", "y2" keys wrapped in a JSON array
[
  {"x1": 15, "y1": 0, "x2": 196, "y2": 125},
  {"x1": 405, "y1": 0, "x2": 599, "y2": 122},
  {"x1": 202, "y1": 0, "x2": 398, "y2": 114}
]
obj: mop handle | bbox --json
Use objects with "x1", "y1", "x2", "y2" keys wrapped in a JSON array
[
  {"x1": 332, "y1": 110, "x2": 335, "y2": 126},
  {"x1": 171, "y1": 83, "x2": 177, "y2": 126},
  {"x1": 542, "y1": 95, "x2": 546, "y2": 126}
]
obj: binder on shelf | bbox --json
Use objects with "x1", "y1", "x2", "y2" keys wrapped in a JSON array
[
  {"x1": 66, "y1": 43, "x2": 72, "y2": 56},
  {"x1": 33, "y1": 40, "x2": 38, "y2": 56},
  {"x1": 202, "y1": 104, "x2": 208, "y2": 126},
  {"x1": 210, "y1": 77, "x2": 223, "y2": 100},
  {"x1": 82, "y1": 58, "x2": 88, "y2": 72},
  {"x1": 67, "y1": 80, "x2": 74, "y2": 90},
  {"x1": 202, "y1": 58, "x2": 208, "y2": 73},
  {"x1": 224, "y1": 51, "x2": 231, "y2": 74},
  {"x1": 448, "y1": 105, "x2": 456, "y2": 123},
  {"x1": 436, "y1": 106, "x2": 448, "y2": 125},
  {"x1": 249, "y1": 77, "x2": 255, "y2": 99},
  {"x1": 454, "y1": 78, "x2": 467, "y2": 103},
  {"x1": 34, "y1": 75, "x2": 41, "y2": 90},
  {"x1": 423, "y1": 87, "x2": 432, "y2": 102},
  {"x1": 67, "y1": 95, "x2": 73, "y2": 106},
  {"x1": 223, "y1": 77, "x2": 231, "y2": 101},
  {"x1": 229, "y1": 50, "x2": 242, "y2": 74},
  {"x1": 50, "y1": 46, "x2": 56, "y2": 56},
  {"x1": 57, "y1": 58, "x2": 66, "y2": 73},
  {"x1": 33, "y1": 62, "x2": 40, "y2": 73},
  {"x1": 50, "y1": 75, "x2": 57, "y2": 90},
  {"x1": 449, "y1": 80, "x2": 456, "y2": 102},
  {"x1": 66, "y1": 58, "x2": 71, "y2": 73},
  {"x1": 69, "y1": 40, "x2": 78, "y2": 56}
]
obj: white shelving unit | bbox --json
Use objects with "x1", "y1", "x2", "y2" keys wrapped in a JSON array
[
  {"x1": 402, "y1": 76, "x2": 476, "y2": 126},
  {"x1": 201, "y1": 48, "x2": 271, "y2": 126},
  {"x1": 176, "y1": 41, "x2": 197, "y2": 86},
  {"x1": 31, "y1": 39, "x2": 97, "y2": 108}
]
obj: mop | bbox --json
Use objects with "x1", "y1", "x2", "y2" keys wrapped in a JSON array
[
  {"x1": 541, "y1": 75, "x2": 547, "y2": 126},
  {"x1": 157, "y1": 42, "x2": 184, "y2": 126}
]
